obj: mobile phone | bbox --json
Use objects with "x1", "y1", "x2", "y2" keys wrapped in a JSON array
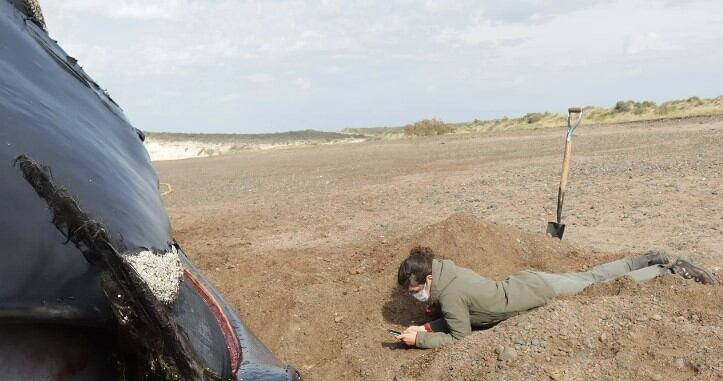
[{"x1": 388, "y1": 329, "x2": 401, "y2": 337}]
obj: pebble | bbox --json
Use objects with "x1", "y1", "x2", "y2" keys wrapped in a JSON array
[
  {"x1": 497, "y1": 347, "x2": 517, "y2": 361},
  {"x1": 674, "y1": 358, "x2": 685, "y2": 369},
  {"x1": 334, "y1": 316, "x2": 344, "y2": 323},
  {"x1": 651, "y1": 314, "x2": 662, "y2": 321}
]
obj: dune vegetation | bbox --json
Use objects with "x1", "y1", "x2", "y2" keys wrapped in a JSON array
[
  {"x1": 344, "y1": 94, "x2": 723, "y2": 137},
  {"x1": 144, "y1": 95, "x2": 722, "y2": 160}
]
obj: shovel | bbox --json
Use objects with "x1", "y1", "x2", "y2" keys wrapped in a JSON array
[{"x1": 547, "y1": 107, "x2": 583, "y2": 239}]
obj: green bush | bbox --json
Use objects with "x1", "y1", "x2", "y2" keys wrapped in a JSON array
[
  {"x1": 686, "y1": 96, "x2": 703, "y2": 105},
  {"x1": 524, "y1": 112, "x2": 545, "y2": 124},
  {"x1": 614, "y1": 100, "x2": 634, "y2": 113},
  {"x1": 640, "y1": 100, "x2": 656, "y2": 108},
  {"x1": 655, "y1": 103, "x2": 671, "y2": 115},
  {"x1": 403, "y1": 119, "x2": 452, "y2": 136}
]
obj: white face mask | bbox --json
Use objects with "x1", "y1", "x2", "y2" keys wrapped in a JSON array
[
  {"x1": 412, "y1": 280, "x2": 430, "y2": 302},
  {"x1": 413, "y1": 289, "x2": 430, "y2": 302}
]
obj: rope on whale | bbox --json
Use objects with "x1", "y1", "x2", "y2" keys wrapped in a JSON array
[{"x1": 159, "y1": 182, "x2": 173, "y2": 197}]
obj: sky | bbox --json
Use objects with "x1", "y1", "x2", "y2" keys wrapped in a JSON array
[{"x1": 40, "y1": 0, "x2": 723, "y2": 134}]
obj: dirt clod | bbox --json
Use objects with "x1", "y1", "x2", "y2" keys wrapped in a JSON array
[
  {"x1": 675, "y1": 358, "x2": 685, "y2": 369},
  {"x1": 498, "y1": 347, "x2": 518, "y2": 362}
]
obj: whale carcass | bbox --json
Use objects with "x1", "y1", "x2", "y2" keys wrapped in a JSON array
[{"x1": 0, "y1": 1, "x2": 300, "y2": 379}]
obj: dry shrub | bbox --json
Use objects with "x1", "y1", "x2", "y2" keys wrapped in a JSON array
[
  {"x1": 403, "y1": 119, "x2": 451, "y2": 136},
  {"x1": 686, "y1": 96, "x2": 703, "y2": 106},
  {"x1": 614, "y1": 100, "x2": 634, "y2": 113},
  {"x1": 640, "y1": 100, "x2": 656, "y2": 108},
  {"x1": 615, "y1": 100, "x2": 657, "y2": 114},
  {"x1": 524, "y1": 112, "x2": 545, "y2": 124}
]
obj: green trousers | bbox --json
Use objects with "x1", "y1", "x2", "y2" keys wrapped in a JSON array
[{"x1": 537, "y1": 256, "x2": 671, "y2": 296}]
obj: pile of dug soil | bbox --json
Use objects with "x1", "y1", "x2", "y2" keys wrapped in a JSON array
[
  {"x1": 394, "y1": 274, "x2": 722, "y2": 381},
  {"x1": 406, "y1": 213, "x2": 621, "y2": 277},
  {"x1": 184, "y1": 213, "x2": 722, "y2": 380}
]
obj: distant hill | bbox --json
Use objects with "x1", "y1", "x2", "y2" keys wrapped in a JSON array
[
  {"x1": 343, "y1": 95, "x2": 723, "y2": 137},
  {"x1": 143, "y1": 95, "x2": 722, "y2": 160},
  {"x1": 145, "y1": 129, "x2": 363, "y2": 144}
]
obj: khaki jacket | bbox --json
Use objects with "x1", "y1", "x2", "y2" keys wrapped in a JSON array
[{"x1": 415, "y1": 259, "x2": 555, "y2": 348}]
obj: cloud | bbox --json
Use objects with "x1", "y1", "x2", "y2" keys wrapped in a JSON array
[
  {"x1": 435, "y1": 21, "x2": 530, "y2": 48},
  {"x1": 56, "y1": 0, "x2": 206, "y2": 20},
  {"x1": 38, "y1": 0, "x2": 723, "y2": 133},
  {"x1": 293, "y1": 78, "x2": 312, "y2": 90},
  {"x1": 429, "y1": 0, "x2": 723, "y2": 74},
  {"x1": 623, "y1": 32, "x2": 671, "y2": 55},
  {"x1": 43, "y1": 0, "x2": 723, "y2": 73},
  {"x1": 326, "y1": 65, "x2": 342, "y2": 73},
  {"x1": 247, "y1": 73, "x2": 275, "y2": 84}
]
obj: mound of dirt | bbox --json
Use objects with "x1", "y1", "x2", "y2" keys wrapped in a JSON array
[
  {"x1": 394, "y1": 274, "x2": 722, "y2": 381},
  {"x1": 407, "y1": 213, "x2": 621, "y2": 277},
  {"x1": 386, "y1": 216, "x2": 722, "y2": 381},
  {"x1": 182, "y1": 213, "x2": 722, "y2": 380}
]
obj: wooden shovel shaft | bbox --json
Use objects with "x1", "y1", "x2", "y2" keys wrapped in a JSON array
[{"x1": 556, "y1": 139, "x2": 572, "y2": 224}]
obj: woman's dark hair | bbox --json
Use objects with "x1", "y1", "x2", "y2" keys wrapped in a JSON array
[{"x1": 397, "y1": 246, "x2": 434, "y2": 287}]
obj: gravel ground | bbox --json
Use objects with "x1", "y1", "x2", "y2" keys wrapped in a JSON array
[{"x1": 154, "y1": 115, "x2": 722, "y2": 380}]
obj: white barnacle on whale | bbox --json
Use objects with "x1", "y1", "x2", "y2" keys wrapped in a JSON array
[{"x1": 121, "y1": 246, "x2": 183, "y2": 305}]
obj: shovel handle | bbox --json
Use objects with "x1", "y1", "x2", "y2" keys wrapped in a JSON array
[
  {"x1": 556, "y1": 139, "x2": 572, "y2": 223},
  {"x1": 566, "y1": 107, "x2": 583, "y2": 141}
]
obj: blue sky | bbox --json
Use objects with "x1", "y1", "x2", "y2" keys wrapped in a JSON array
[{"x1": 42, "y1": 0, "x2": 723, "y2": 133}]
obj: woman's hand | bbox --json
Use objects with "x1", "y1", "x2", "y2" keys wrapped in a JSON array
[
  {"x1": 402, "y1": 325, "x2": 424, "y2": 334},
  {"x1": 396, "y1": 330, "x2": 417, "y2": 346}
]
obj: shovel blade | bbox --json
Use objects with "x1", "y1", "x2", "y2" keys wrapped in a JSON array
[{"x1": 546, "y1": 222, "x2": 565, "y2": 239}]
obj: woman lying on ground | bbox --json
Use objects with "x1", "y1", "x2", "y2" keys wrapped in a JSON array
[{"x1": 394, "y1": 246, "x2": 718, "y2": 348}]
